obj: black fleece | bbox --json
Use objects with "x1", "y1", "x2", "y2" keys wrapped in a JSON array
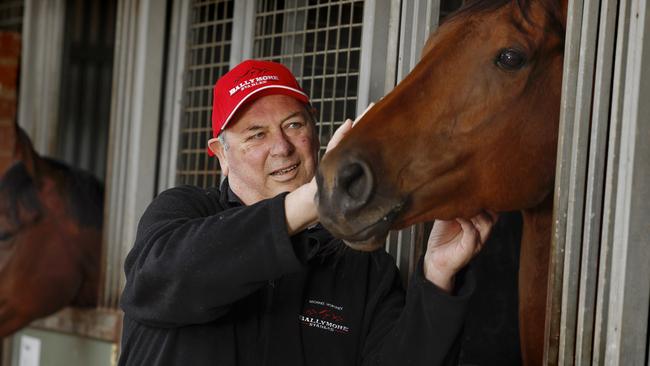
[{"x1": 118, "y1": 181, "x2": 475, "y2": 365}]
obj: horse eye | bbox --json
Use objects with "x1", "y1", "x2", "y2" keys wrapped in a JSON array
[
  {"x1": 0, "y1": 230, "x2": 14, "y2": 241},
  {"x1": 496, "y1": 48, "x2": 527, "y2": 71}
]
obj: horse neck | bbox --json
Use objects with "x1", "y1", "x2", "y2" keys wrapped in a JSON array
[
  {"x1": 521, "y1": 195, "x2": 554, "y2": 251},
  {"x1": 518, "y1": 194, "x2": 554, "y2": 364},
  {"x1": 70, "y1": 227, "x2": 101, "y2": 307}
]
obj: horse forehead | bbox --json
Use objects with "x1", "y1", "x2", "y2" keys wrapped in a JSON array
[{"x1": 425, "y1": 1, "x2": 557, "y2": 53}]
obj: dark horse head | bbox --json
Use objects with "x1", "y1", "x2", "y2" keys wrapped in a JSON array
[
  {"x1": 317, "y1": 0, "x2": 567, "y2": 363},
  {"x1": 0, "y1": 118, "x2": 104, "y2": 337}
]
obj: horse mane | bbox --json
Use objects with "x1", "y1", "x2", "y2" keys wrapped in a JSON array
[
  {"x1": 0, "y1": 159, "x2": 104, "y2": 230},
  {"x1": 451, "y1": 0, "x2": 566, "y2": 36},
  {"x1": 43, "y1": 158, "x2": 104, "y2": 229}
]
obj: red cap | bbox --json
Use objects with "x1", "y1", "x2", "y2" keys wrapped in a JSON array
[{"x1": 208, "y1": 60, "x2": 310, "y2": 154}]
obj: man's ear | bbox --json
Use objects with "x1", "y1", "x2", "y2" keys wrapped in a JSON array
[{"x1": 208, "y1": 138, "x2": 229, "y2": 176}]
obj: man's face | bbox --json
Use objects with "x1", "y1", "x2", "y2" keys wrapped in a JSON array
[{"x1": 213, "y1": 94, "x2": 318, "y2": 205}]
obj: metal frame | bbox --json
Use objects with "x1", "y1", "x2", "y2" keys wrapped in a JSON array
[
  {"x1": 601, "y1": 0, "x2": 650, "y2": 362},
  {"x1": 158, "y1": 0, "x2": 192, "y2": 191},
  {"x1": 356, "y1": 0, "x2": 401, "y2": 111},
  {"x1": 547, "y1": 0, "x2": 650, "y2": 363},
  {"x1": 102, "y1": 0, "x2": 168, "y2": 308},
  {"x1": 396, "y1": 0, "x2": 440, "y2": 81},
  {"x1": 230, "y1": 0, "x2": 255, "y2": 67},
  {"x1": 17, "y1": 0, "x2": 66, "y2": 155},
  {"x1": 384, "y1": 0, "x2": 441, "y2": 278}
]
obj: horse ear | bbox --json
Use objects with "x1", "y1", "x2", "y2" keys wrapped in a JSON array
[
  {"x1": 0, "y1": 123, "x2": 17, "y2": 176},
  {"x1": 13, "y1": 126, "x2": 39, "y2": 177}
]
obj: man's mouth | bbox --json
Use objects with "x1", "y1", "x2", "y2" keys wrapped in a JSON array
[{"x1": 270, "y1": 163, "x2": 299, "y2": 176}]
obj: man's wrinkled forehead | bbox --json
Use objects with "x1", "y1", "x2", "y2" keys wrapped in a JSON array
[{"x1": 224, "y1": 99, "x2": 314, "y2": 133}]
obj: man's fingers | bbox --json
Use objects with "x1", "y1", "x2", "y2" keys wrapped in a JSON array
[
  {"x1": 471, "y1": 210, "x2": 498, "y2": 245},
  {"x1": 333, "y1": 118, "x2": 353, "y2": 140},
  {"x1": 326, "y1": 119, "x2": 353, "y2": 152},
  {"x1": 456, "y1": 218, "x2": 479, "y2": 250},
  {"x1": 325, "y1": 102, "x2": 376, "y2": 154},
  {"x1": 486, "y1": 210, "x2": 499, "y2": 224}
]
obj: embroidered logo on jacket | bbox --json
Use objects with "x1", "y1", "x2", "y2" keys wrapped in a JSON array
[{"x1": 299, "y1": 299, "x2": 349, "y2": 334}]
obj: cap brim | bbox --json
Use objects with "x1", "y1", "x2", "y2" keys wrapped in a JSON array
[{"x1": 219, "y1": 85, "x2": 309, "y2": 133}]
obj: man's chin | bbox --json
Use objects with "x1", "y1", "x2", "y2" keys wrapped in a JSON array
[
  {"x1": 269, "y1": 173, "x2": 312, "y2": 191},
  {"x1": 266, "y1": 182, "x2": 304, "y2": 197}
]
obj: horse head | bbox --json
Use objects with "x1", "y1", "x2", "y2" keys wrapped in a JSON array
[
  {"x1": 316, "y1": 1, "x2": 568, "y2": 363},
  {"x1": 317, "y1": 0, "x2": 566, "y2": 250},
  {"x1": 0, "y1": 122, "x2": 104, "y2": 337}
]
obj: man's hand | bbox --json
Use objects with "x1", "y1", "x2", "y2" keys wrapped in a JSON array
[
  {"x1": 423, "y1": 211, "x2": 498, "y2": 293},
  {"x1": 325, "y1": 102, "x2": 374, "y2": 153},
  {"x1": 285, "y1": 103, "x2": 374, "y2": 235}
]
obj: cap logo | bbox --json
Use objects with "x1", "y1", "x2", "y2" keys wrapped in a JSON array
[{"x1": 229, "y1": 66, "x2": 280, "y2": 97}]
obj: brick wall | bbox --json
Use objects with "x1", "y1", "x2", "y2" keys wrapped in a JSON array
[{"x1": 0, "y1": 31, "x2": 20, "y2": 174}]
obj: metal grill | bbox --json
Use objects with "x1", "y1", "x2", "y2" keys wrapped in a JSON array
[
  {"x1": 0, "y1": 0, "x2": 23, "y2": 32},
  {"x1": 252, "y1": 0, "x2": 364, "y2": 154},
  {"x1": 176, "y1": 0, "x2": 234, "y2": 188}
]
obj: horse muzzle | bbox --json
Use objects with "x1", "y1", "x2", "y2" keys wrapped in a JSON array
[{"x1": 316, "y1": 154, "x2": 405, "y2": 249}]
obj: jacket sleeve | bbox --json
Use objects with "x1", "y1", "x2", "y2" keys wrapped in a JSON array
[
  {"x1": 361, "y1": 255, "x2": 475, "y2": 366},
  {"x1": 120, "y1": 185, "x2": 313, "y2": 328}
]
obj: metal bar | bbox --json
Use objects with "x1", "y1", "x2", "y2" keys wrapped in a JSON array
[
  {"x1": 603, "y1": 0, "x2": 650, "y2": 362},
  {"x1": 544, "y1": 0, "x2": 585, "y2": 360},
  {"x1": 17, "y1": 0, "x2": 66, "y2": 155},
  {"x1": 230, "y1": 0, "x2": 254, "y2": 67},
  {"x1": 102, "y1": 0, "x2": 132, "y2": 308},
  {"x1": 592, "y1": 0, "x2": 634, "y2": 362},
  {"x1": 397, "y1": 0, "x2": 414, "y2": 82},
  {"x1": 395, "y1": 229, "x2": 404, "y2": 271},
  {"x1": 357, "y1": 0, "x2": 400, "y2": 110},
  {"x1": 557, "y1": 0, "x2": 601, "y2": 362},
  {"x1": 574, "y1": 0, "x2": 619, "y2": 363},
  {"x1": 158, "y1": 0, "x2": 191, "y2": 192},
  {"x1": 101, "y1": 0, "x2": 167, "y2": 307}
]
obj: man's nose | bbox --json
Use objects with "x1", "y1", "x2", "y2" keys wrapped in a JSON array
[{"x1": 269, "y1": 133, "x2": 295, "y2": 157}]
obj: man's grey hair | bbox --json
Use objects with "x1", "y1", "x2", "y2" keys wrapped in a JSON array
[{"x1": 217, "y1": 132, "x2": 229, "y2": 151}]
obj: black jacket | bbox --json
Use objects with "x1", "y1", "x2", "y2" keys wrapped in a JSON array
[{"x1": 118, "y1": 181, "x2": 475, "y2": 365}]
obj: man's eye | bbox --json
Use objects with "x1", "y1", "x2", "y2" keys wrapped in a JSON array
[
  {"x1": 247, "y1": 132, "x2": 265, "y2": 141},
  {"x1": 287, "y1": 122, "x2": 304, "y2": 129}
]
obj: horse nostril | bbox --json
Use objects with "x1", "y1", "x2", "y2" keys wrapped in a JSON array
[{"x1": 336, "y1": 159, "x2": 374, "y2": 211}]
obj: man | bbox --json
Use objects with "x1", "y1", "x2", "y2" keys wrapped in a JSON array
[{"x1": 118, "y1": 59, "x2": 497, "y2": 365}]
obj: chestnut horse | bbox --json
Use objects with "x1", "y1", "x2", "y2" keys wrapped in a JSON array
[
  {"x1": 316, "y1": 0, "x2": 566, "y2": 364},
  {"x1": 0, "y1": 31, "x2": 104, "y2": 336}
]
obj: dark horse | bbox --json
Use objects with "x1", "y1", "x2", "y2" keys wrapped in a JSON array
[
  {"x1": 0, "y1": 125, "x2": 104, "y2": 337},
  {"x1": 316, "y1": 0, "x2": 566, "y2": 364},
  {"x1": 0, "y1": 32, "x2": 104, "y2": 337}
]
